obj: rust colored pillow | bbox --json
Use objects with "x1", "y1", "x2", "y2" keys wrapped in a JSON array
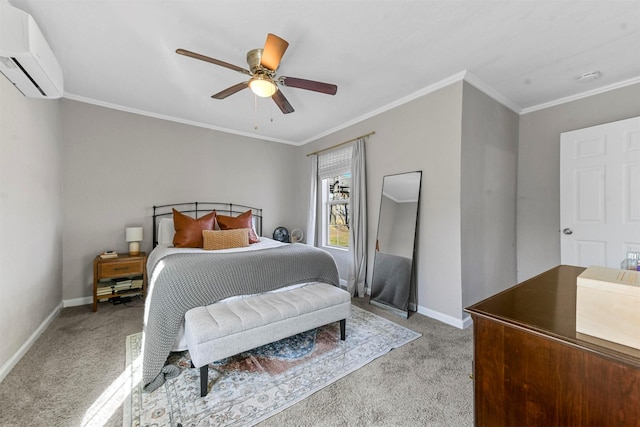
[
  {"x1": 202, "y1": 229, "x2": 250, "y2": 250},
  {"x1": 216, "y1": 210, "x2": 259, "y2": 243},
  {"x1": 172, "y1": 209, "x2": 216, "y2": 248}
]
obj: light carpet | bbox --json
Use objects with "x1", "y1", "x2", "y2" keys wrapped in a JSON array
[{"x1": 124, "y1": 305, "x2": 421, "y2": 426}]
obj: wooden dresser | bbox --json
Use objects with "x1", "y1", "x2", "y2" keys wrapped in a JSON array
[{"x1": 465, "y1": 265, "x2": 640, "y2": 426}]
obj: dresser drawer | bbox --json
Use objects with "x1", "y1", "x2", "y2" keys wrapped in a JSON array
[{"x1": 99, "y1": 260, "x2": 143, "y2": 278}]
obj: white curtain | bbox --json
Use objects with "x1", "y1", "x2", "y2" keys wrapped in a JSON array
[
  {"x1": 347, "y1": 138, "x2": 367, "y2": 297},
  {"x1": 306, "y1": 155, "x2": 318, "y2": 246}
]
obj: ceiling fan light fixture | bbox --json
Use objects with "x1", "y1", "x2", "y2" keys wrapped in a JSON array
[{"x1": 249, "y1": 75, "x2": 277, "y2": 97}]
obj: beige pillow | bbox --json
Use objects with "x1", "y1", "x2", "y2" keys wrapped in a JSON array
[{"x1": 202, "y1": 229, "x2": 250, "y2": 250}]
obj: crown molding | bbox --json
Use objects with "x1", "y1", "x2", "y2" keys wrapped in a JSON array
[
  {"x1": 62, "y1": 93, "x2": 299, "y2": 145},
  {"x1": 306, "y1": 71, "x2": 640, "y2": 146},
  {"x1": 300, "y1": 71, "x2": 468, "y2": 145},
  {"x1": 520, "y1": 76, "x2": 640, "y2": 114},
  {"x1": 462, "y1": 71, "x2": 522, "y2": 113},
  {"x1": 64, "y1": 71, "x2": 640, "y2": 147}
]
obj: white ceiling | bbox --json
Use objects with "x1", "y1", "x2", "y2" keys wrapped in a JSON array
[
  {"x1": 8, "y1": 0, "x2": 640, "y2": 145},
  {"x1": 383, "y1": 172, "x2": 421, "y2": 203}
]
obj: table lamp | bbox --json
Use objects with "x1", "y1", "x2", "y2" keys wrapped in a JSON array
[{"x1": 125, "y1": 227, "x2": 143, "y2": 255}]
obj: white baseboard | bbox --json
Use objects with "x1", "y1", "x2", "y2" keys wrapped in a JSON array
[
  {"x1": 368, "y1": 296, "x2": 472, "y2": 329},
  {"x1": 63, "y1": 296, "x2": 92, "y2": 308},
  {"x1": 461, "y1": 313, "x2": 473, "y2": 329},
  {"x1": 63, "y1": 289, "x2": 475, "y2": 331},
  {"x1": 415, "y1": 304, "x2": 473, "y2": 329},
  {"x1": 0, "y1": 302, "x2": 62, "y2": 383}
]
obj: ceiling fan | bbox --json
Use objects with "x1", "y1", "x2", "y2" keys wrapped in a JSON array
[{"x1": 176, "y1": 33, "x2": 337, "y2": 114}]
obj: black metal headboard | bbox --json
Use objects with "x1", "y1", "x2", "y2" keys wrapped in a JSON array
[{"x1": 152, "y1": 202, "x2": 263, "y2": 247}]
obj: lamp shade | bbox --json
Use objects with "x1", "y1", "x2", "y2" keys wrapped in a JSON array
[{"x1": 125, "y1": 227, "x2": 143, "y2": 242}]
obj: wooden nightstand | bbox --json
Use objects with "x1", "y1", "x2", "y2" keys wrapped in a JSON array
[{"x1": 93, "y1": 252, "x2": 147, "y2": 312}]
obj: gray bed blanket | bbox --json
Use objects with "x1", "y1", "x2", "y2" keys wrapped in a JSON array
[
  {"x1": 142, "y1": 244, "x2": 339, "y2": 392},
  {"x1": 370, "y1": 252, "x2": 412, "y2": 311}
]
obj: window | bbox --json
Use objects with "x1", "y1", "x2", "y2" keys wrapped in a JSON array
[
  {"x1": 322, "y1": 174, "x2": 350, "y2": 248},
  {"x1": 318, "y1": 145, "x2": 352, "y2": 249}
]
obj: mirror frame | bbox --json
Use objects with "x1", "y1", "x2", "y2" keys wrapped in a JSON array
[{"x1": 369, "y1": 171, "x2": 422, "y2": 318}]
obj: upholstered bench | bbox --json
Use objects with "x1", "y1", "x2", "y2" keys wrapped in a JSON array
[{"x1": 184, "y1": 281, "x2": 351, "y2": 397}]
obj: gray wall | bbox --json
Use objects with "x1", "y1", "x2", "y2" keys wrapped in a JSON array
[
  {"x1": 460, "y1": 83, "x2": 519, "y2": 309},
  {"x1": 61, "y1": 100, "x2": 301, "y2": 302},
  {"x1": 381, "y1": 200, "x2": 418, "y2": 259},
  {"x1": 298, "y1": 80, "x2": 520, "y2": 326},
  {"x1": 296, "y1": 82, "x2": 466, "y2": 325},
  {"x1": 517, "y1": 83, "x2": 640, "y2": 281},
  {"x1": 376, "y1": 195, "x2": 397, "y2": 255},
  {"x1": 0, "y1": 78, "x2": 63, "y2": 379}
]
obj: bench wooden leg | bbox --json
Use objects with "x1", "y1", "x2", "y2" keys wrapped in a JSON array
[
  {"x1": 200, "y1": 365, "x2": 208, "y2": 397},
  {"x1": 340, "y1": 319, "x2": 346, "y2": 340}
]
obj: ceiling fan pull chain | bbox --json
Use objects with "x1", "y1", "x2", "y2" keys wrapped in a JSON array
[{"x1": 254, "y1": 94, "x2": 259, "y2": 130}]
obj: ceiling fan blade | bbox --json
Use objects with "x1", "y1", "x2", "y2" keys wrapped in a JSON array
[
  {"x1": 272, "y1": 90, "x2": 294, "y2": 114},
  {"x1": 280, "y1": 76, "x2": 337, "y2": 95},
  {"x1": 176, "y1": 48, "x2": 251, "y2": 76},
  {"x1": 212, "y1": 82, "x2": 249, "y2": 99},
  {"x1": 260, "y1": 33, "x2": 289, "y2": 71}
]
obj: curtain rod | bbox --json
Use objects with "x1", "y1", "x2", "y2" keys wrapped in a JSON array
[{"x1": 306, "y1": 131, "x2": 375, "y2": 157}]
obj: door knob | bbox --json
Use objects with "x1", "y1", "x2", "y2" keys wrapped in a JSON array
[{"x1": 562, "y1": 228, "x2": 573, "y2": 235}]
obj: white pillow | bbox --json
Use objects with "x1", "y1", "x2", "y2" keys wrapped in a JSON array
[
  {"x1": 252, "y1": 216, "x2": 260, "y2": 236},
  {"x1": 157, "y1": 218, "x2": 175, "y2": 246}
]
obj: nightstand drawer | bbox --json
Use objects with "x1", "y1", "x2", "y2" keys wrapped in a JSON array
[{"x1": 100, "y1": 260, "x2": 143, "y2": 278}]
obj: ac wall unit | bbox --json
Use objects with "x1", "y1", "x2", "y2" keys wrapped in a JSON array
[{"x1": 0, "y1": 4, "x2": 63, "y2": 99}]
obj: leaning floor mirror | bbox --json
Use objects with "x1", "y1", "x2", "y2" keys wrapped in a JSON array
[{"x1": 370, "y1": 171, "x2": 422, "y2": 318}]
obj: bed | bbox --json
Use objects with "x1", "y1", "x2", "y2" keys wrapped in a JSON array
[{"x1": 142, "y1": 202, "x2": 340, "y2": 392}]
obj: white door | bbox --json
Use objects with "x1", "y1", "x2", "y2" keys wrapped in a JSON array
[{"x1": 560, "y1": 116, "x2": 640, "y2": 268}]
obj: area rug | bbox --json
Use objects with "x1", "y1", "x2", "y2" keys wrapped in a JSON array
[{"x1": 124, "y1": 305, "x2": 421, "y2": 426}]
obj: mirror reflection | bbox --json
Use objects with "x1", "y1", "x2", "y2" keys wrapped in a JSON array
[{"x1": 370, "y1": 171, "x2": 422, "y2": 318}]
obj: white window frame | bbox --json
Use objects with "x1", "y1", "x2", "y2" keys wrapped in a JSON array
[
  {"x1": 321, "y1": 174, "x2": 350, "y2": 250},
  {"x1": 317, "y1": 145, "x2": 353, "y2": 251}
]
